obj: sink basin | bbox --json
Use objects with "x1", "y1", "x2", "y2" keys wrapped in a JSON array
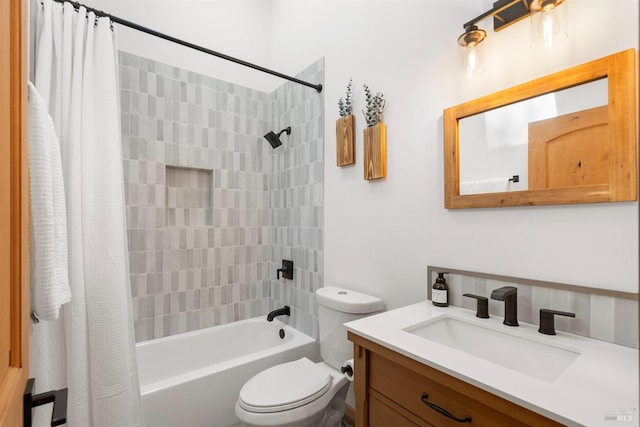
[{"x1": 403, "y1": 316, "x2": 580, "y2": 382}]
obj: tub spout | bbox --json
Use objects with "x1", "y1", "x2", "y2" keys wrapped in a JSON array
[{"x1": 267, "y1": 306, "x2": 290, "y2": 322}]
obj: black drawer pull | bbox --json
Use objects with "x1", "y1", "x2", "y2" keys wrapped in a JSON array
[{"x1": 421, "y1": 393, "x2": 472, "y2": 423}]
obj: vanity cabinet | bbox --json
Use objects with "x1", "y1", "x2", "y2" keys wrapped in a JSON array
[{"x1": 348, "y1": 332, "x2": 564, "y2": 427}]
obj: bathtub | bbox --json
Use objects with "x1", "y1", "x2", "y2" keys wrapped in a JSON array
[{"x1": 136, "y1": 317, "x2": 317, "y2": 427}]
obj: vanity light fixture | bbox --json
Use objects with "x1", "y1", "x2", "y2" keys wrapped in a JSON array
[
  {"x1": 458, "y1": 0, "x2": 568, "y2": 78},
  {"x1": 530, "y1": 0, "x2": 567, "y2": 49},
  {"x1": 457, "y1": 25, "x2": 487, "y2": 79}
]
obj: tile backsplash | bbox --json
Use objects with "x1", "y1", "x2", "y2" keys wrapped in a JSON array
[
  {"x1": 119, "y1": 51, "x2": 324, "y2": 342},
  {"x1": 428, "y1": 267, "x2": 639, "y2": 349}
]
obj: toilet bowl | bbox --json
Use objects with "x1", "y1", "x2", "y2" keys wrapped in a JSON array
[
  {"x1": 235, "y1": 286, "x2": 383, "y2": 427},
  {"x1": 235, "y1": 359, "x2": 349, "y2": 427}
]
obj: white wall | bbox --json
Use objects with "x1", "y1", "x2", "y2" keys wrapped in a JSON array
[
  {"x1": 82, "y1": 0, "x2": 280, "y2": 91},
  {"x1": 83, "y1": 0, "x2": 638, "y2": 309},
  {"x1": 267, "y1": 0, "x2": 639, "y2": 309}
]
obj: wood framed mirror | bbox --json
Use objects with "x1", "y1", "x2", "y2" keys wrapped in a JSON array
[{"x1": 444, "y1": 49, "x2": 637, "y2": 208}]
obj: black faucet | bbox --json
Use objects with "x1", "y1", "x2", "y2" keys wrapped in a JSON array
[
  {"x1": 267, "y1": 305, "x2": 290, "y2": 322},
  {"x1": 490, "y1": 286, "x2": 518, "y2": 326},
  {"x1": 538, "y1": 309, "x2": 575, "y2": 335}
]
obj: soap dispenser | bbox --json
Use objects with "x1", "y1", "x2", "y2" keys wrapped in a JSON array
[{"x1": 432, "y1": 272, "x2": 449, "y2": 307}]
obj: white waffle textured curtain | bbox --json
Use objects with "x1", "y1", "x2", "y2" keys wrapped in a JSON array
[{"x1": 31, "y1": 0, "x2": 143, "y2": 425}]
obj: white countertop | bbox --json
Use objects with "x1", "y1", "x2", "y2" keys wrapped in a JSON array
[{"x1": 345, "y1": 302, "x2": 639, "y2": 427}]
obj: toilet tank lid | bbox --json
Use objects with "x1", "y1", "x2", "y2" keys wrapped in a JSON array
[{"x1": 316, "y1": 286, "x2": 384, "y2": 314}]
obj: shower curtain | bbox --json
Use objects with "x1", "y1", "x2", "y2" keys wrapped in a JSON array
[{"x1": 31, "y1": 0, "x2": 143, "y2": 425}]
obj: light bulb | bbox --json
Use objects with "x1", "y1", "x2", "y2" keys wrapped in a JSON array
[
  {"x1": 531, "y1": 0, "x2": 567, "y2": 49},
  {"x1": 459, "y1": 43, "x2": 486, "y2": 79},
  {"x1": 457, "y1": 25, "x2": 486, "y2": 79},
  {"x1": 466, "y1": 48, "x2": 478, "y2": 78},
  {"x1": 542, "y1": 10, "x2": 555, "y2": 47}
]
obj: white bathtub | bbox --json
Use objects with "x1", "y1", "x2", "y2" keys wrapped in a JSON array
[{"x1": 136, "y1": 317, "x2": 317, "y2": 427}]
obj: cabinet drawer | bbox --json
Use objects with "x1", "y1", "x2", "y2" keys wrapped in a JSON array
[
  {"x1": 368, "y1": 352, "x2": 562, "y2": 427},
  {"x1": 369, "y1": 393, "x2": 426, "y2": 427}
]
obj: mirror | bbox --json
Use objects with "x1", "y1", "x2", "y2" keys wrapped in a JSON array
[
  {"x1": 444, "y1": 49, "x2": 637, "y2": 208},
  {"x1": 458, "y1": 79, "x2": 608, "y2": 195}
]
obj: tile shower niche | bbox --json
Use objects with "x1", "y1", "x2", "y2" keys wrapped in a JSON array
[{"x1": 165, "y1": 166, "x2": 213, "y2": 227}]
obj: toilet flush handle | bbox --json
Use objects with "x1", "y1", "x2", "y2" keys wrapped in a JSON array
[{"x1": 340, "y1": 364, "x2": 353, "y2": 378}]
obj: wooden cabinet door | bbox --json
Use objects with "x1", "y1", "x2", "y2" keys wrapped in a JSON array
[{"x1": 0, "y1": 0, "x2": 29, "y2": 425}]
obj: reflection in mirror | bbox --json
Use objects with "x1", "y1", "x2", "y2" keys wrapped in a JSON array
[{"x1": 459, "y1": 79, "x2": 608, "y2": 195}]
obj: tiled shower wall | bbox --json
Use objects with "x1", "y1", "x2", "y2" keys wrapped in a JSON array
[
  {"x1": 269, "y1": 59, "x2": 325, "y2": 339},
  {"x1": 119, "y1": 52, "x2": 324, "y2": 342}
]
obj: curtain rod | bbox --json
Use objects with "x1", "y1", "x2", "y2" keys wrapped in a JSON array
[{"x1": 50, "y1": 0, "x2": 323, "y2": 93}]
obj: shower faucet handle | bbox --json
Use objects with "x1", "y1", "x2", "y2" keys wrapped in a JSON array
[{"x1": 277, "y1": 260, "x2": 294, "y2": 280}]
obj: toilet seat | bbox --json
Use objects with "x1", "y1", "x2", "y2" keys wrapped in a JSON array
[{"x1": 238, "y1": 358, "x2": 332, "y2": 413}]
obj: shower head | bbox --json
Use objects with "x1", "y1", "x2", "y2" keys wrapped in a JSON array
[{"x1": 264, "y1": 127, "x2": 291, "y2": 149}]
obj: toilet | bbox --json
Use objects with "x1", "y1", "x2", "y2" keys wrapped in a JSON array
[{"x1": 235, "y1": 286, "x2": 384, "y2": 427}]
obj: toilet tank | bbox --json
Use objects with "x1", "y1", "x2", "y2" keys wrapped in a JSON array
[{"x1": 316, "y1": 286, "x2": 384, "y2": 370}]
